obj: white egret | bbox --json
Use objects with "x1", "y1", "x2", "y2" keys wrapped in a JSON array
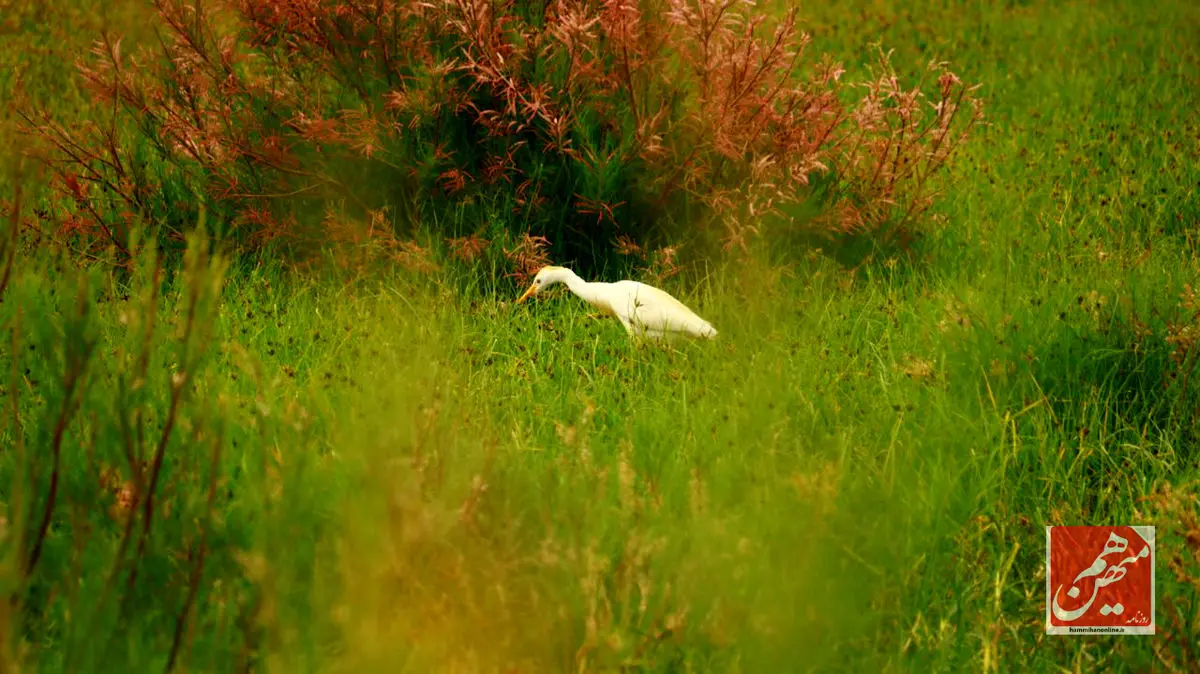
[{"x1": 516, "y1": 266, "x2": 717, "y2": 340}]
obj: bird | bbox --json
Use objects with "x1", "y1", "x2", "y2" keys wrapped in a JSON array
[{"x1": 515, "y1": 265, "x2": 717, "y2": 340}]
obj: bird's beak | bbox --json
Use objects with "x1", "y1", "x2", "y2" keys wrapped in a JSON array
[{"x1": 516, "y1": 284, "x2": 537, "y2": 304}]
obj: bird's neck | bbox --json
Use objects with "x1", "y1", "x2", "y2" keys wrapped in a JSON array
[{"x1": 561, "y1": 272, "x2": 606, "y2": 306}]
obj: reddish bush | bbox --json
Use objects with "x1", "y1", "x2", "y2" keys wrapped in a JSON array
[{"x1": 23, "y1": 0, "x2": 982, "y2": 271}]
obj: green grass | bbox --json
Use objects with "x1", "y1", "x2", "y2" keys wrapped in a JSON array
[{"x1": 3, "y1": 0, "x2": 1200, "y2": 672}]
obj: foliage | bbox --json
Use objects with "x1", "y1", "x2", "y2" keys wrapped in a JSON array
[{"x1": 20, "y1": 0, "x2": 980, "y2": 273}]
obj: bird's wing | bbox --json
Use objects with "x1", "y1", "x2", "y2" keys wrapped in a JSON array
[{"x1": 614, "y1": 281, "x2": 716, "y2": 337}]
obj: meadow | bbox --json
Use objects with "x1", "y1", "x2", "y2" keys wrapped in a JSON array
[{"x1": 1, "y1": 0, "x2": 1199, "y2": 672}]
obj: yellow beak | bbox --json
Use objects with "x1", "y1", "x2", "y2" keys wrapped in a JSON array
[{"x1": 516, "y1": 284, "x2": 537, "y2": 304}]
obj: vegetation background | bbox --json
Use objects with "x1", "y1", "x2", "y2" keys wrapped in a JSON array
[{"x1": 1, "y1": 0, "x2": 1198, "y2": 672}]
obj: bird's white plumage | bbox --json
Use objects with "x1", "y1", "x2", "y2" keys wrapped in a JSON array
[{"x1": 516, "y1": 266, "x2": 717, "y2": 340}]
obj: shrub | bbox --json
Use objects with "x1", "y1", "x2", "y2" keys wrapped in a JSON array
[{"x1": 21, "y1": 0, "x2": 982, "y2": 274}]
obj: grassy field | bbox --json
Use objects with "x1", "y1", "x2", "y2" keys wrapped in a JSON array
[{"x1": 2, "y1": 0, "x2": 1200, "y2": 672}]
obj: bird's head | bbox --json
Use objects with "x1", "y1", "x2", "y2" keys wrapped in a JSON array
[{"x1": 516, "y1": 265, "x2": 570, "y2": 304}]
